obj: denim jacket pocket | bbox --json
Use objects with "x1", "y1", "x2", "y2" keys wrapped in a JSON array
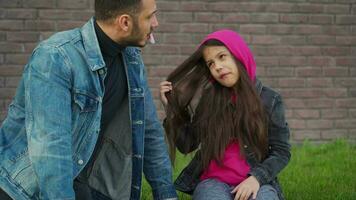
[{"x1": 73, "y1": 91, "x2": 99, "y2": 113}]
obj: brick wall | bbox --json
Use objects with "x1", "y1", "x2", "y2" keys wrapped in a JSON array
[{"x1": 0, "y1": 0, "x2": 355, "y2": 143}]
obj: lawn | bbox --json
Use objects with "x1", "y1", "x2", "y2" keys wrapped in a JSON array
[{"x1": 141, "y1": 140, "x2": 356, "y2": 200}]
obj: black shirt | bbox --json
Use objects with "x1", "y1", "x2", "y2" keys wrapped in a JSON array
[{"x1": 94, "y1": 20, "x2": 128, "y2": 131}]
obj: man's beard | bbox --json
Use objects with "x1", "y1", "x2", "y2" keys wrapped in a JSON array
[{"x1": 122, "y1": 19, "x2": 147, "y2": 47}]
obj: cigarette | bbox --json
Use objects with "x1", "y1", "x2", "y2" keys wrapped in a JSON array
[{"x1": 149, "y1": 33, "x2": 155, "y2": 44}]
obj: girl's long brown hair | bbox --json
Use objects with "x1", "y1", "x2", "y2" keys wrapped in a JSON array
[{"x1": 164, "y1": 40, "x2": 268, "y2": 169}]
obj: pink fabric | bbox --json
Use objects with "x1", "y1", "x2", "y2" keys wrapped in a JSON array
[
  {"x1": 200, "y1": 29, "x2": 256, "y2": 82},
  {"x1": 200, "y1": 141, "x2": 250, "y2": 186}
]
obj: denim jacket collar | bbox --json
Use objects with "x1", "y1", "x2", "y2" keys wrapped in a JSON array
[{"x1": 81, "y1": 17, "x2": 106, "y2": 71}]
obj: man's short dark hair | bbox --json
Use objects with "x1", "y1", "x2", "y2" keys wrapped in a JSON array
[{"x1": 95, "y1": 0, "x2": 142, "y2": 21}]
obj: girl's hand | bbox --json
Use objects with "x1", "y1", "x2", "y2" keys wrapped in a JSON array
[
  {"x1": 159, "y1": 81, "x2": 172, "y2": 109},
  {"x1": 231, "y1": 176, "x2": 260, "y2": 200}
]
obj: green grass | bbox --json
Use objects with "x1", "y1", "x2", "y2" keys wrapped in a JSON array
[{"x1": 141, "y1": 140, "x2": 356, "y2": 200}]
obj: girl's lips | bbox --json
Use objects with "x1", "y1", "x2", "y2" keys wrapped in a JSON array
[{"x1": 220, "y1": 73, "x2": 230, "y2": 79}]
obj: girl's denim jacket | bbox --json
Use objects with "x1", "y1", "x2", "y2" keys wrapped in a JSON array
[
  {"x1": 0, "y1": 18, "x2": 176, "y2": 200},
  {"x1": 172, "y1": 79, "x2": 291, "y2": 200}
]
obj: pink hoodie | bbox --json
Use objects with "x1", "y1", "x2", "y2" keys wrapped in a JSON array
[
  {"x1": 200, "y1": 29, "x2": 256, "y2": 82},
  {"x1": 199, "y1": 30, "x2": 253, "y2": 186}
]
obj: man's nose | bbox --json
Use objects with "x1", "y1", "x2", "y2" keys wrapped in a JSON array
[{"x1": 152, "y1": 15, "x2": 159, "y2": 28}]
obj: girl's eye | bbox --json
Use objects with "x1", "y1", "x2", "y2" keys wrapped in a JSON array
[
  {"x1": 207, "y1": 62, "x2": 213, "y2": 68},
  {"x1": 219, "y1": 54, "x2": 226, "y2": 59}
]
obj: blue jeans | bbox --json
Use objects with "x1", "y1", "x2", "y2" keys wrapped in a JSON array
[{"x1": 193, "y1": 179, "x2": 279, "y2": 200}]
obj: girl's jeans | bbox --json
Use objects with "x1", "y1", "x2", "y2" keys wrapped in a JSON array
[{"x1": 193, "y1": 178, "x2": 279, "y2": 200}]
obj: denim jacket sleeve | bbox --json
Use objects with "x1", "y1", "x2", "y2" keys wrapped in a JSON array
[
  {"x1": 249, "y1": 93, "x2": 291, "y2": 185},
  {"x1": 24, "y1": 45, "x2": 75, "y2": 200},
  {"x1": 142, "y1": 68, "x2": 177, "y2": 200}
]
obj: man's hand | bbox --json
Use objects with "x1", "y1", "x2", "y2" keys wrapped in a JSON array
[{"x1": 231, "y1": 176, "x2": 260, "y2": 200}]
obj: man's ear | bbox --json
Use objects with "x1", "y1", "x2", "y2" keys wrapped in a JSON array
[{"x1": 114, "y1": 14, "x2": 132, "y2": 32}]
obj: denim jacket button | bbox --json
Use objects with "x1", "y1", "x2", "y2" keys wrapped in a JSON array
[
  {"x1": 244, "y1": 145, "x2": 248, "y2": 148},
  {"x1": 78, "y1": 159, "x2": 84, "y2": 165}
]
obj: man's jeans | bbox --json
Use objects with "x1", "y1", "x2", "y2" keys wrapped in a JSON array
[{"x1": 193, "y1": 179, "x2": 279, "y2": 200}]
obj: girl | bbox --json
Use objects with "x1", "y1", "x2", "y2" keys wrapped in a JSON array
[{"x1": 160, "y1": 30, "x2": 291, "y2": 200}]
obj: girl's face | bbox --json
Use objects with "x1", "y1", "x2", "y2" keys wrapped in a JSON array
[{"x1": 203, "y1": 46, "x2": 241, "y2": 87}]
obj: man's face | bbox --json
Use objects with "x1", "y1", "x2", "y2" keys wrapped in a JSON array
[{"x1": 125, "y1": 0, "x2": 159, "y2": 47}]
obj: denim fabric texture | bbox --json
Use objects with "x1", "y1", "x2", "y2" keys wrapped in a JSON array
[{"x1": 0, "y1": 18, "x2": 176, "y2": 200}]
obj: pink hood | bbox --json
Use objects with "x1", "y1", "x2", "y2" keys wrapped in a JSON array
[{"x1": 200, "y1": 29, "x2": 256, "y2": 81}]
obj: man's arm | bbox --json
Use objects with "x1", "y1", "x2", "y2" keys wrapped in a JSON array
[
  {"x1": 24, "y1": 45, "x2": 75, "y2": 199},
  {"x1": 141, "y1": 67, "x2": 177, "y2": 200}
]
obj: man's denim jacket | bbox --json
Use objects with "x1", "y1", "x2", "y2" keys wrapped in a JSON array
[
  {"x1": 172, "y1": 79, "x2": 291, "y2": 200},
  {"x1": 0, "y1": 18, "x2": 176, "y2": 200}
]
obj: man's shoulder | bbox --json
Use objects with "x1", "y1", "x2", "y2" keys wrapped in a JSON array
[{"x1": 39, "y1": 28, "x2": 82, "y2": 49}]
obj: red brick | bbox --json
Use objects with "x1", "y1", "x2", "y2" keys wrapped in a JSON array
[
  {"x1": 255, "y1": 56, "x2": 279, "y2": 65},
  {"x1": 306, "y1": 78, "x2": 333, "y2": 87},
  {"x1": 147, "y1": 67, "x2": 174, "y2": 77},
  {"x1": 305, "y1": 99, "x2": 334, "y2": 108},
  {"x1": 57, "y1": 0, "x2": 88, "y2": 9},
  {"x1": 336, "y1": 36, "x2": 356, "y2": 45},
  {"x1": 324, "y1": 89, "x2": 348, "y2": 97},
  {"x1": 285, "y1": 109, "x2": 293, "y2": 119},
  {"x1": 222, "y1": 14, "x2": 250, "y2": 23},
  {"x1": 308, "y1": 36, "x2": 335, "y2": 45},
  {"x1": 336, "y1": 99, "x2": 356, "y2": 108},
  {"x1": 294, "y1": 25, "x2": 322, "y2": 35},
  {"x1": 250, "y1": 14, "x2": 279, "y2": 23},
  {"x1": 323, "y1": 25, "x2": 351, "y2": 36},
  {"x1": 267, "y1": 46, "x2": 295, "y2": 56},
  {"x1": 39, "y1": 10, "x2": 73, "y2": 20},
  {"x1": 71, "y1": 11, "x2": 94, "y2": 21},
  {"x1": 146, "y1": 45, "x2": 179, "y2": 55},
  {"x1": 265, "y1": 3, "x2": 294, "y2": 12},
  {"x1": 251, "y1": 35, "x2": 280, "y2": 45},
  {"x1": 284, "y1": 89, "x2": 325, "y2": 98},
  {"x1": 281, "y1": 36, "x2": 306, "y2": 45},
  {"x1": 5, "y1": 76, "x2": 21, "y2": 88},
  {"x1": 5, "y1": 54, "x2": 30, "y2": 65},
  {"x1": 267, "y1": 25, "x2": 294, "y2": 34},
  {"x1": 179, "y1": 45, "x2": 196, "y2": 55},
  {"x1": 24, "y1": 20, "x2": 55, "y2": 31},
  {"x1": 336, "y1": 57, "x2": 356, "y2": 66},
  {"x1": 163, "y1": 55, "x2": 186, "y2": 65},
  {"x1": 5, "y1": 9, "x2": 37, "y2": 19},
  {"x1": 0, "y1": 65, "x2": 24, "y2": 76},
  {"x1": 181, "y1": 2, "x2": 206, "y2": 11},
  {"x1": 279, "y1": 78, "x2": 305, "y2": 88},
  {"x1": 7, "y1": 32, "x2": 40, "y2": 42},
  {"x1": 323, "y1": 67, "x2": 349, "y2": 76},
  {"x1": 195, "y1": 13, "x2": 220, "y2": 23},
  {"x1": 280, "y1": 14, "x2": 308, "y2": 24},
  {"x1": 181, "y1": 23, "x2": 208, "y2": 33},
  {"x1": 279, "y1": 57, "x2": 307, "y2": 66},
  {"x1": 321, "y1": 130, "x2": 348, "y2": 140},
  {"x1": 157, "y1": 1, "x2": 180, "y2": 11},
  {"x1": 293, "y1": 130, "x2": 321, "y2": 141},
  {"x1": 307, "y1": 120, "x2": 334, "y2": 129},
  {"x1": 165, "y1": 12, "x2": 193, "y2": 23},
  {"x1": 288, "y1": 119, "x2": 306, "y2": 129},
  {"x1": 334, "y1": 78, "x2": 356, "y2": 87},
  {"x1": 321, "y1": 47, "x2": 350, "y2": 56},
  {"x1": 350, "y1": 110, "x2": 356, "y2": 118},
  {"x1": 294, "y1": 46, "x2": 321, "y2": 56},
  {"x1": 321, "y1": 109, "x2": 348, "y2": 119},
  {"x1": 294, "y1": 4, "x2": 325, "y2": 13},
  {"x1": 142, "y1": 55, "x2": 166, "y2": 65},
  {"x1": 211, "y1": 24, "x2": 239, "y2": 32},
  {"x1": 0, "y1": 88, "x2": 16, "y2": 98},
  {"x1": 309, "y1": 15, "x2": 333, "y2": 25},
  {"x1": 0, "y1": 20, "x2": 24, "y2": 31},
  {"x1": 23, "y1": 0, "x2": 56, "y2": 8},
  {"x1": 24, "y1": 43, "x2": 37, "y2": 53},
  {"x1": 0, "y1": 77, "x2": 4, "y2": 87},
  {"x1": 336, "y1": 15, "x2": 356, "y2": 25},
  {"x1": 0, "y1": 0, "x2": 22, "y2": 8},
  {"x1": 267, "y1": 68, "x2": 294, "y2": 77},
  {"x1": 0, "y1": 43, "x2": 24, "y2": 53},
  {"x1": 335, "y1": 120, "x2": 356, "y2": 128},
  {"x1": 0, "y1": 55, "x2": 4, "y2": 64},
  {"x1": 57, "y1": 21, "x2": 85, "y2": 31},
  {"x1": 237, "y1": 25, "x2": 264, "y2": 34},
  {"x1": 295, "y1": 110, "x2": 320, "y2": 119},
  {"x1": 308, "y1": 57, "x2": 335, "y2": 66},
  {"x1": 296, "y1": 67, "x2": 322, "y2": 77},
  {"x1": 325, "y1": 4, "x2": 351, "y2": 14},
  {"x1": 284, "y1": 99, "x2": 306, "y2": 109}
]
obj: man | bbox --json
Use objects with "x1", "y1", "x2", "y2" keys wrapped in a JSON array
[{"x1": 0, "y1": 0, "x2": 177, "y2": 199}]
